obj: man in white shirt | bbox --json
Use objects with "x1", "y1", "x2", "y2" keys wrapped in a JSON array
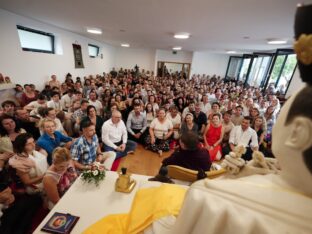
[
  {"x1": 47, "y1": 92, "x2": 62, "y2": 112},
  {"x1": 102, "y1": 111, "x2": 137, "y2": 159},
  {"x1": 242, "y1": 98, "x2": 254, "y2": 116},
  {"x1": 61, "y1": 88, "x2": 75, "y2": 112},
  {"x1": 199, "y1": 94, "x2": 211, "y2": 115},
  {"x1": 25, "y1": 94, "x2": 47, "y2": 116},
  {"x1": 181, "y1": 102, "x2": 195, "y2": 120},
  {"x1": 228, "y1": 116, "x2": 258, "y2": 160},
  {"x1": 88, "y1": 91, "x2": 103, "y2": 116}
]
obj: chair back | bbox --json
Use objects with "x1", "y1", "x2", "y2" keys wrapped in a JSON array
[{"x1": 167, "y1": 165, "x2": 226, "y2": 182}]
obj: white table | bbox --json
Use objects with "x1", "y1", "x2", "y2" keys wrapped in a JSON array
[{"x1": 34, "y1": 171, "x2": 189, "y2": 234}]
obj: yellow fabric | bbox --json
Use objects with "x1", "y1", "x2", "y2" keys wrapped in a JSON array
[{"x1": 83, "y1": 184, "x2": 186, "y2": 234}]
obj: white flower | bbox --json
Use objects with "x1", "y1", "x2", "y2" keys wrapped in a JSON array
[
  {"x1": 92, "y1": 170, "x2": 99, "y2": 176},
  {"x1": 94, "y1": 162, "x2": 101, "y2": 167}
]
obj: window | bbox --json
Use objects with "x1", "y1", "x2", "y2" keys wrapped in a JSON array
[
  {"x1": 88, "y1": 44, "x2": 99, "y2": 58},
  {"x1": 264, "y1": 49, "x2": 297, "y2": 94},
  {"x1": 224, "y1": 49, "x2": 297, "y2": 95},
  {"x1": 16, "y1": 25, "x2": 55, "y2": 54}
]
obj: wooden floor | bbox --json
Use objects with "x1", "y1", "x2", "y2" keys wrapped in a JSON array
[{"x1": 116, "y1": 144, "x2": 173, "y2": 176}]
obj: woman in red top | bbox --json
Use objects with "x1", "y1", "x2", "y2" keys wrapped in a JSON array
[
  {"x1": 204, "y1": 113, "x2": 224, "y2": 161},
  {"x1": 20, "y1": 84, "x2": 38, "y2": 107}
]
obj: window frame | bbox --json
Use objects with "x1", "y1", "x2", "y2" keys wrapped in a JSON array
[
  {"x1": 88, "y1": 44, "x2": 100, "y2": 58},
  {"x1": 16, "y1": 25, "x2": 55, "y2": 54}
]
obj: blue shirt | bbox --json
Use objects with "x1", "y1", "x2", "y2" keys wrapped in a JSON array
[
  {"x1": 37, "y1": 131, "x2": 72, "y2": 164},
  {"x1": 70, "y1": 135, "x2": 99, "y2": 165}
]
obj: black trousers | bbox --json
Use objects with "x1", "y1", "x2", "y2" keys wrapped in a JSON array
[
  {"x1": 128, "y1": 128, "x2": 147, "y2": 145},
  {"x1": 0, "y1": 194, "x2": 42, "y2": 234}
]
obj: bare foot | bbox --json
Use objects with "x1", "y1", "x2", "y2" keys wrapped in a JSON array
[
  {"x1": 158, "y1": 150, "x2": 163, "y2": 157},
  {"x1": 127, "y1": 150, "x2": 135, "y2": 154}
]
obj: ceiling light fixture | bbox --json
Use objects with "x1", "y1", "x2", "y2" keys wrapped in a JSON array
[
  {"x1": 226, "y1": 50, "x2": 237, "y2": 54},
  {"x1": 121, "y1": 43, "x2": 130, "y2": 47},
  {"x1": 87, "y1": 28, "x2": 102, "y2": 34},
  {"x1": 173, "y1": 47, "x2": 182, "y2": 50},
  {"x1": 174, "y1": 33, "x2": 190, "y2": 39},
  {"x1": 267, "y1": 39, "x2": 287, "y2": 45}
]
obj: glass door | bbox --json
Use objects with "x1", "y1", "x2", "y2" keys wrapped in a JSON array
[
  {"x1": 225, "y1": 56, "x2": 243, "y2": 81},
  {"x1": 246, "y1": 54, "x2": 273, "y2": 88},
  {"x1": 276, "y1": 54, "x2": 297, "y2": 94},
  {"x1": 238, "y1": 54, "x2": 254, "y2": 84},
  {"x1": 263, "y1": 49, "x2": 297, "y2": 94}
]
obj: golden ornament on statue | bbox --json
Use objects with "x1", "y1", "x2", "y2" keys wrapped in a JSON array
[{"x1": 294, "y1": 34, "x2": 312, "y2": 65}]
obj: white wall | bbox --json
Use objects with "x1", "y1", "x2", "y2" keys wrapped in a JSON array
[
  {"x1": 155, "y1": 49, "x2": 193, "y2": 73},
  {"x1": 0, "y1": 9, "x2": 116, "y2": 89},
  {"x1": 191, "y1": 51, "x2": 230, "y2": 77},
  {"x1": 114, "y1": 47, "x2": 155, "y2": 72},
  {"x1": 0, "y1": 9, "x2": 235, "y2": 89},
  {"x1": 155, "y1": 49, "x2": 193, "y2": 63},
  {"x1": 286, "y1": 67, "x2": 306, "y2": 98}
]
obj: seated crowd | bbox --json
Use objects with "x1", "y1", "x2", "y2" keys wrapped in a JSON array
[{"x1": 0, "y1": 69, "x2": 282, "y2": 233}]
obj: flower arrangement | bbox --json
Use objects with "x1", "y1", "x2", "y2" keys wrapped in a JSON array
[{"x1": 81, "y1": 162, "x2": 106, "y2": 186}]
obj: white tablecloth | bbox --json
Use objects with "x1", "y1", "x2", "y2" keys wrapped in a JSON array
[{"x1": 34, "y1": 171, "x2": 189, "y2": 234}]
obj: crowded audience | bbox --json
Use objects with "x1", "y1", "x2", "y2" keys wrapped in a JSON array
[{"x1": 0, "y1": 68, "x2": 284, "y2": 232}]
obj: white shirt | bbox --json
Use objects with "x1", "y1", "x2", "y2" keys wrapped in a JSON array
[
  {"x1": 89, "y1": 99, "x2": 103, "y2": 115},
  {"x1": 61, "y1": 94, "x2": 74, "y2": 110},
  {"x1": 182, "y1": 107, "x2": 194, "y2": 119},
  {"x1": 150, "y1": 118, "x2": 173, "y2": 139},
  {"x1": 166, "y1": 113, "x2": 181, "y2": 139},
  {"x1": 229, "y1": 126, "x2": 258, "y2": 148},
  {"x1": 101, "y1": 119, "x2": 127, "y2": 149},
  {"x1": 199, "y1": 102, "x2": 211, "y2": 115},
  {"x1": 26, "y1": 101, "x2": 47, "y2": 115},
  {"x1": 47, "y1": 100, "x2": 62, "y2": 111}
]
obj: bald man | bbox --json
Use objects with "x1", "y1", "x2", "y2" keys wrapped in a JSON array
[{"x1": 101, "y1": 111, "x2": 137, "y2": 159}]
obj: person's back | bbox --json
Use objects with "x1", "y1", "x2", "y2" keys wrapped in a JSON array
[{"x1": 162, "y1": 132, "x2": 211, "y2": 171}]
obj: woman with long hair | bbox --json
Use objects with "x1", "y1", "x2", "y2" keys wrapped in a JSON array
[
  {"x1": 252, "y1": 116, "x2": 266, "y2": 153},
  {"x1": 43, "y1": 147, "x2": 77, "y2": 209},
  {"x1": 9, "y1": 133, "x2": 48, "y2": 194},
  {"x1": 180, "y1": 113, "x2": 198, "y2": 136},
  {"x1": 264, "y1": 105, "x2": 276, "y2": 143},
  {"x1": 20, "y1": 84, "x2": 38, "y2": 107},
  {"x1": 0, "y1": 115, "x2": 26, "y2": 157},
  {"x1": 145, "y1": 103, "x2": 155, "y2": 128},
  {"x1": 204, "y1": 113, "x2": 224, "y2": 161}
]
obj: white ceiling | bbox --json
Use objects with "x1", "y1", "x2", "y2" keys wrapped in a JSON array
[{"x1": 0, "y1": 0, "x2": 308, "y2": 53}]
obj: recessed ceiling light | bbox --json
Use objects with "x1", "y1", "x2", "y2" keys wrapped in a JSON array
[
  {"x1": 226, "y1": 50, "x2": 237, "y2": 54},
  {"x1": 267, "y1": 39, "x2": 287, "y2": 45},
  {"x1": 174, "y1": 33, "x2": 190, "y2": 39},
  {"x1": 173, "y1": 47, "x2": 182, "y2": 50},
  {"x1": 121, "y1": 43, "x2": 130, "y2": 47},
  {"x1": 87, "y1": 28, "x2": 102, "y2": 34}
]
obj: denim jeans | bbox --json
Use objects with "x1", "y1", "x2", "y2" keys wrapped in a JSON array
[{"x1": 103, "y1": 140, "x2": 137, "y2": 159}]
